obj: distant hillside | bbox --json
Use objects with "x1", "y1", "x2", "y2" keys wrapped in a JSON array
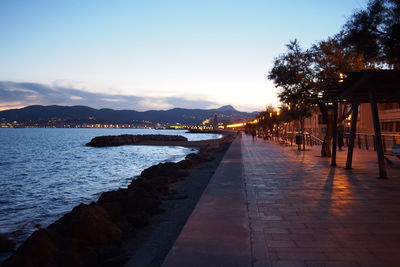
[{"x1": 0, "y1": 105, "x2": 257, "y2": 125}]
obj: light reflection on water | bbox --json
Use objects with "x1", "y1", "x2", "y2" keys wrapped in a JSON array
[{"x1": 0, "y1": 128, "x2": 220, "y2": 245}]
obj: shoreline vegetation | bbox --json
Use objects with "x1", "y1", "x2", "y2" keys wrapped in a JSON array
[{"x1": 1, "y1": 131, "x2": 235, "y2": 266}]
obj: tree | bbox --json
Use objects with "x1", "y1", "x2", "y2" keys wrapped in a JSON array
[
  {"x1": 343, "y1": 0, "x2": 400, "y2": 68},
  {"x1": 268, "y1": 0, "x2": 398, "y2": 156},
  {"x1": 311, "y1": 35, "x2": 366, "y2": 156},
  {"x1": 268, "y1": 40, "x2": 315, "y2": 150},
  {"x1": 257, "y1": 105, "x2": 279, "y2": 138}
]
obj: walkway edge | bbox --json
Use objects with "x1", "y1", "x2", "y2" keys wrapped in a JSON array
[{"x1": 162, "y1": 137, "x2": 252, "y2": 267}]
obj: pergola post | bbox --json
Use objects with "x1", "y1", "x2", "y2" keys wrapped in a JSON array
[
  {"x1": 331, "y1": 102, "x2": 338, "y2": 167},
  {"x1": 369, "y1": 89, "x2": 387, "y2": 179},
  {"x1": 345, "y1": 103, "x2": 359, "y2": 169}
]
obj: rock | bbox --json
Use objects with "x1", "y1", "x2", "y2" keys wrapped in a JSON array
[
  {"x1": 136, "y1": 135, "x2": 187, "y2": 142},
  {"x1": 126, "y1": 212, "x2": 150, "y2": 228},
  {"x1": 3, "y1": 228, "x2": 103, "y2": 266},
  {"x1": 175, "y1": 159, "x2": 194, "y2": 169},
  {"x1": 86, "y1": 134, "x2": 187, "y2": 147},
  {"x1": 2, "y1": 230, "x2": 60, "y2": 267},
  {"x1": 140, "y1": 162, "x2": 190, "y2": 180},
  {"x1": 98, "y1": 187, "x2": 161, "y2": 228},
  {"x1": 3, "y1": 133, "x2": 235, "y2": 266},
  {"x1": 131, "y1": 176, "x2": 172, "y2": 195},
  {"x1": 86, "y1": 134, "x2": 138, "y2": 147},
  {"x1": 3, "y1": 203, "x2": 125, "y2": 266},
  {"x1": 129, "y1": 177, "x2": 155, "y2": 192},
  {"x1": 50, "y1": 203, "x2": 123, "y2": 246},
  {"x1": 0, "y1": 235, "x2": 15, "y2": 252},
  {"x1": 151, "y1": 176, "x2": 172, "y2": 194},
  {"x1": 95, "y1": 201, "x2": 134, "y2": 233},
  {"x1": 186, "y1": 152, "x2": 215, "y2": 162}
]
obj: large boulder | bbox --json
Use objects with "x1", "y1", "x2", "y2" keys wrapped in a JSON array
[
  {"x1": 50, "y1": 204, "x2": 123, "y2": 246},
  {"x1": 186, "y1": 152, "x2": 215, "y2": 163},
  {"x1": 140, "y1": 162, "x2": 190, "y2": 180},
  {"x1": 2, "y1": 230, "x2": 76, "y2": 267},
  {"x1": 175, "y1": 159, "x2": 194, "y2": 169},
  {"x1": 0, "y1": 235, "x2": 15, "y2": 253},
  {"x1": 98, "y1": 187, "x2": 161, "y2": 228}
]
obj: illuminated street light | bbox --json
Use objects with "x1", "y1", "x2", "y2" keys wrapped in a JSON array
[{"x1": 338, "y1": 73, "x2": 346, "y2": 82}]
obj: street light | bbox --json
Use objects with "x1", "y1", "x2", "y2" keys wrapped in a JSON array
[{"x1": 338, "y1": 73, "x2": 346, "y2": 83}]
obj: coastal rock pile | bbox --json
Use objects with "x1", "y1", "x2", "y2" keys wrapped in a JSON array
[
  {"x1": 86, "y1": 134, "x2": 188, "y2": 147},
  {"x1": 0, "y1": 236, "x2": 14, "y2": 253},
  {"x1": 3, "y1": 133, "x2": 235, "y2": 266}
]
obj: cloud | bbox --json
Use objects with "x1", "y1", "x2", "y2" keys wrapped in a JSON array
[{"x1": 0, "y1": 81, "x2": 220, "y2": 111}]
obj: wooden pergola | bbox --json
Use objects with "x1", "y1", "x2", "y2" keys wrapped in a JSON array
[{"x1": 323, "y1": 69, "x2": 400, "y2": 179}]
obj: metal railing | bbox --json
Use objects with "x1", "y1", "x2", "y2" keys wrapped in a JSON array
[
  {"x1": 258, "y1": 130, "x2": 399, "y2": 151},
  {"x1": 278, "y1": 132, "x2": 324, "y2": 146},
  {"x1": 345, "y1": 133, "x2": 400, "y2": 152}
]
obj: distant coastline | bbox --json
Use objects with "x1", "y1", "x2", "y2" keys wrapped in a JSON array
[{"x1": 0, "y1": 104, "x2": 256, "y2": 129}]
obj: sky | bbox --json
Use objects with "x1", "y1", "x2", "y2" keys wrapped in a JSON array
[{"x1": 0, "y1": 0, "x2": 367, "y2": 112}]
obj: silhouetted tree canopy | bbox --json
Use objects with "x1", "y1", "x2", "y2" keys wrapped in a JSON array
[
  {"x1": 343, "y1": 0, "x2": 400, "y2": 68},
  {"x1": 268, "y1": 40, "x2": 316, "y2": 110},
  {"x1": 267, "y1": 0, "x2": 399, "y2": 156}
]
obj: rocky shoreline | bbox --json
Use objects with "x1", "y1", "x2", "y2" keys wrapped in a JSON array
[
  {"x1": 1, "y1": 132, "x2": 235, "y2": 266},
  {"x1": 86, "y1": 134, "x2": 189, "y2": 147},
  {"x1": 85, "y1": 133, "x2": 226, "y2": 149}
]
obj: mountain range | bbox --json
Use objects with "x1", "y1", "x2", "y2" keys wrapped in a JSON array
[{"x1": 0, "y1": 105, "x2": 257, "y2": 126}]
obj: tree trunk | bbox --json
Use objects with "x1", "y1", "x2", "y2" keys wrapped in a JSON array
[
  {"x1": 318, "y1": 103, "x2": 332, "y2": 157},
  {"x1": 321, "y1": 118, "x2": 333, "y2": 157},
  {"x1": 300, "y1": 118, "x2": 306, "y2": 151},
  {"x1": 291, "y1": 121, "x2": 295, "y2": 146},
  {"x1": 319, "y1": 103, "x2": 354, "y2": 157}
]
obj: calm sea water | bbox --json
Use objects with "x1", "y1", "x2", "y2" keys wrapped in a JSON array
[{"x1": 0, "y1": 128, "x2": 220, "y2": 245}]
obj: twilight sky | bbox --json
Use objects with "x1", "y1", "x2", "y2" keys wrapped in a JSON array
[{"x1": 0, "y1": 0, "x2": 366, "y2": 112}]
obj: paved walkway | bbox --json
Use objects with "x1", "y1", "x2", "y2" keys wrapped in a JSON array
[{"x1": 163, "y1": 135, "x2": 400, "y2": 266}]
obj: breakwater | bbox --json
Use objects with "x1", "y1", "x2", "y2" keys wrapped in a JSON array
[{"x1": 2, "y1": 132, "x2": 235, "y2": 266}]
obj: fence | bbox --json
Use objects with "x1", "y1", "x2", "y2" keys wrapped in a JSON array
[
  {"x1": 345, "y1": 133, "x2": 400, "y2": 152},
  {"x1": 278, "y1": 132, "x2": 324, "y2": 146},
  {"x1": 263, "y1": 131, "x2": 400, "y2": 151}
]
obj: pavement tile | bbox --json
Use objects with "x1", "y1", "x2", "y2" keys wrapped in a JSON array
[
  {"x1": 241, "y1": 135, "x2": 400, "y2": 266},
  {"x1": 271, "y1": 260, "x2": 306, "y2": 267},
  {"x1": 266, "y1": 240, "x2": 297, "y2": 248},
  {"x1": 305, "y1": 260, "x2": 360, "y2": 267},
  {"x1": 163, "y1": 135, "x2": 400, "y2": 266}
]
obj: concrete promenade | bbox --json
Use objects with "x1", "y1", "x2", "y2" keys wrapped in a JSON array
[{"x1": 163, "y1": 134, "x2": 400, "y2": 266}]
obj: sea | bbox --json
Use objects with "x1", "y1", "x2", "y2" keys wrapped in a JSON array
[{"x1": 0, "y1": 128, "x2": 221, "y2": 247}]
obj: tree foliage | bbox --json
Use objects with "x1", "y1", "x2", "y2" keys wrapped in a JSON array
[
  {"x1": 268, "y1": 39, "x2": 316, "y2": 116},
  {"x1": 343, "y1": 0, "x2": 400, "y2": 68},
  {"x1": 311, "y1": 34, "x2": 367, "y2": 89},
  {"x1": 267, "y1": 0, "x2": 400, "y2": 157}
]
